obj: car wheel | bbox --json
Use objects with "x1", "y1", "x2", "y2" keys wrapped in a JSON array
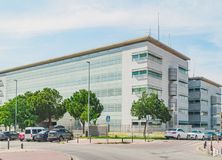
[
  {"x1": 177, "y1": 135, "x2": 181, "y2": 140},
  {"x1": 195, "y1": 135, "x2": 198, "y2": 140},
  {"x1": 59, "y1": 136, "x2": 64, "y2": 142}
]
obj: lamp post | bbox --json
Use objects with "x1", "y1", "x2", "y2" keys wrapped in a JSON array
[
  {"x1": 14, "y1": 80, "x2": 18, "y2": 131},
  {"x1": 86, "y1": 61, "x2": 90, "y2": 139}
]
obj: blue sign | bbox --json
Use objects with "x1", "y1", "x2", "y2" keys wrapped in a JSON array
[{"x1": 106, "y1": 115, "x2": 110, "y2": 123}]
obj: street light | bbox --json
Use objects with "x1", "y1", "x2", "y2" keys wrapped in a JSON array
[
  {"x1": 86, "y1": 61, "x2": 90, "y2": 139},
  {"x1": 14, "y1": 80, "x2": 18, "y2": 131}
]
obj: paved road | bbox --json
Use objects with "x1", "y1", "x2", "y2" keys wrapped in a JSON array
[{"x1": 0, "y1": 140, "x2": 217, "y2": 160}]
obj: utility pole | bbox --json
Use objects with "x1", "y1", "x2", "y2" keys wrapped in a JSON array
[
  {"x1": 86, "y1": 61, "x2": 91, "y2": 139},
  {"x1": 14, "y1": 80, "x2": 18, "y2": 131}
]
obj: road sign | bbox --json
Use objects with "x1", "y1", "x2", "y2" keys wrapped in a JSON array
[{"x1": 106, "y1": 115, "x2": 110, "y2": 123}]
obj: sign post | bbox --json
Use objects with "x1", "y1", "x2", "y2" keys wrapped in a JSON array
[{"x1": 106, "y1": 115, "x2": 110, "y2": 144}]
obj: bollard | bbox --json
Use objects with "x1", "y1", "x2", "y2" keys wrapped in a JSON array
[
  {"x1": 21, "y1": 143, "x2": 23, "y2": 149},
  {"x1": 67, "y1": 139, "x2": 69, "y2": 143},
  {"x1": 210, "y1": 138, "x2": 213, "y2": 152},
  {"x1": 131, "y1": 135, "x2": 133, "y2": 143},
  {"x1": 7, "y1": 138, "x2": 10, "y2": 150},
  {"x1": 77, "y1": 137, "x2": 79, "y2": 143},
  {"x1": 204, "y1": 141, "x2": 207, "y2": 149},
  {"x1": 89, "y1": 136, "x2": 91, "y2": 143}
]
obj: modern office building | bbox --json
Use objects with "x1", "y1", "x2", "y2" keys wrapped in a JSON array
[
  {"x1": 0, "y1": 36, "x2": 190, "y2": 130},
  {"x1": 189, "y1": 77, "x2": 222, "y2": 130}
]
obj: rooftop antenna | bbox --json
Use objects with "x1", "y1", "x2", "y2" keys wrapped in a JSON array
[
  {"x1": 193, "y1": 61, "x2": 196, "y2": 77},
  {"x1": 158, "y1": 12, "x2": 160, "y2": 41},
  {"x1": 168, "y1": 33, "x2": 171, "y2": 47},
  {"x1": 149, "y1": 26, "x2": 151, "y2": 36}
]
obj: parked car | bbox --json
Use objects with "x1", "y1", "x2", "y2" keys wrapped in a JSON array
[
  {"x1": 215, "y1": 132, "x2": 222, "y2": 140},
  {"x1": 25, "y1": 127, "x2": 45, "y2": 141},
  {"x1": 54, "y1": 125, "x2": 65, "y2": 129},
  {"x1": 3, "y1": 131, "x2": 18, "y2": 140},
  {"x1": 187, "y1": 130, "x2": 205, "y2": 140},
  {"x1": 33, "y1": 130, "x2": 49, "y2": 142},
  {"x1": 165, "y1": 128, "x2": 188, "y2": 139},
  {"x1": 204, "y1": 131, "x2": 217, "y2": 140},
  {"x1": 0, "y1": 132, "x2": 8, "y2": 141},
  {"x1": 18, "y1": 132, "x2": 25, "y2": 141},
  {"x1": 47, "y1": 128, "x2": 73, "y2": 142}
]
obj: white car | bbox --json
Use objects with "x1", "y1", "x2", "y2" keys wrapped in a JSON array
[
  {"x1": 165, "y1": 128, "x2": 188, "y2": 139},
  {"x1": 187, "y1": 130, "x2": 205, "y2": 140}
]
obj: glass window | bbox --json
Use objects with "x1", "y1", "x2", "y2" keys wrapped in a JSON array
[
  {"x1": 179, "y1": 66, "x2": 188, "y2": 74},
  {"x1": 132, "y1": 51, "x2": 162, "y2": 64},
  {"x1": 148, "y1": 70, "x2": 162, "y2": 79},
  {"x1": 25, "y1": 130, "x2": 31, "y2": 134}
]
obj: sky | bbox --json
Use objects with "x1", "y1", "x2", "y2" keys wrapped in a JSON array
[{"x1": 0, "y1": 0, "x2": 222, "y2": 84}]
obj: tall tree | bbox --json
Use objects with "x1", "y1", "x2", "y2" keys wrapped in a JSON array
[
  {"x1": 131, "y1": 92, "x2": 171, "y2": 137},
  {"x1": 0, "y1": 103, "x2": 14, "y2": 130},
  {"x1": 16, "y1": 92, "x2": 38, "y2": 129},
  {"x1": 63, "y1": 89, "x2": 103, "y2": 134},
  {"x1": 31, "y1": 88, "x2": 66, "y2": 128}
]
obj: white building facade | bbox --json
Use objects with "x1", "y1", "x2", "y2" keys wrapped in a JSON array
[
  {"x1": 189, "y1": 77, "x2": 222, "y2": 130},
  {"x1": 0, "y1": 36, "x2": 190, "y2": 130}
]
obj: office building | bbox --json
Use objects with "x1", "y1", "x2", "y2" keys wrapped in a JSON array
[
  {"x1": 0, "y1": 36, "x2": 190, "y2": 130},
  {"x1": 189, "y1": 77, "x2": 222, "y2": 130}
]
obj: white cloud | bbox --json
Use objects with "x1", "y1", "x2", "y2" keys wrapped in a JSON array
[{"x1": 0, "y1": 0, "x2": 221, "y2": 38}]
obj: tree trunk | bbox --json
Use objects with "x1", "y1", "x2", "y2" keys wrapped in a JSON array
[
  {"x1": 82, "y1": 122, "x2": 85, "y2": 134},
  {"x1": 143, "y1": 120, "x2": 147, "y2": 138},
  {"x1": 48, "y1": 115, "x2": 52, "y2": 129}
]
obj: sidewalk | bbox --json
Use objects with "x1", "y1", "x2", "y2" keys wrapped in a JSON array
[
  {"x1": 0, "y1": 150, "x2": 72, "y2": 160},
  {"x1": 200, "y1": 140, "x2": 222, "y2": 157}
]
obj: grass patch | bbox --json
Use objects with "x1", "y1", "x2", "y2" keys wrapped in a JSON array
[{"x1": 82, "y1": 132, "x2": 165, "y2": 140}]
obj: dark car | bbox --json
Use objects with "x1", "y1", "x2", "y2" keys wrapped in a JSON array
[
  {"x1": 47, "y1": 129, "x2": 73, "y2": 142},
  {"x1": 0, "y1": 132, "x2": 8, "y2": 141},
  {"x1": 33, "y1": 130, "x2": 49, "y2": 142},
  {"x1": 3, "y1": 131, "x2": 18, "y2": 140},
  {"x1": 204, "y1": 131, "x2": 217, "y2": 140}
]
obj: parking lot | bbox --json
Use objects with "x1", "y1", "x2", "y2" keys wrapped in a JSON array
[{"x1": 0, "y1": 139, "x2": 218, "y2": 160}]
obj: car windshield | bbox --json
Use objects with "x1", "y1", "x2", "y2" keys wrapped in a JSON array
[
  {"x1": 168, "y1": 129, "x2": 176, "y2": 131},
  {"x1": 25, "y1": 130, "x2": 31, "y2": 134},
  {"x1": 38, "y1": 131, "x2": 46, "y2": 134},
  {"x1": 192, "y1": 130, "x2": 198, "y2": 133}
]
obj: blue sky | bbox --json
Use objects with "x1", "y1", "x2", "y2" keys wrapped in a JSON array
[{"x1": 0, "y1": 0, "x2": 222, "y2": 84}]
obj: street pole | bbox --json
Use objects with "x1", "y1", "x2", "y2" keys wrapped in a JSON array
[
  {"x1": 87, "y1": 61, "x2": 90, "y2": 139},
  {"x1": 14, "y1": 80, "x2": 18, "y2": 131}
]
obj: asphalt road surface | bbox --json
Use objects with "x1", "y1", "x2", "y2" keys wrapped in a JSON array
[{"x1": 0, "y1": 140, "x2": 216, "y2": 160}]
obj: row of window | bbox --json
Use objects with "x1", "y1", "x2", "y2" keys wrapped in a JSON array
[
  {"x1": 132, "y1": 51, "x2": 162, "y2": 64},
  {"x1": 94, "y1": 88, "x2": 121, "y2": 97},
  {"x1": 179, "y1": 95, "x2": 188, "y2": 100},
  {"x1": 189, "y1": 100, "x2": 208, "y2": 104},
  {"x1": 132, "y1": 70, "x2": 162, "y2": 79},
  {"x1": 178, "y1": 66, "x2": 188, "y2": 75},
  {"x1": 189, "y1": 111, "x2": 208, "y2": 116},
  {"x1": 132, "y1": 86, "x2": 162, "y2": 95},
  {"x1": 189, "y1": 88, "x2": 208, "y2": 93},
  {"x1": 103, "y1": 104, "x2": 121, "y2": 112}
]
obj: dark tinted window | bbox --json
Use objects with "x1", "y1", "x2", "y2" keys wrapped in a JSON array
[
  {"x1": 25, "y1": 130, "x2": 31, "y2": 134},
  {"x1": 32, "y1": 129, "x2": 38, "y2": 134}
]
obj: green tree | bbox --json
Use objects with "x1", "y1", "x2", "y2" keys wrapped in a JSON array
[
  {"x1": 131, "y1": 92, "x2": 171, "y2": 137},
  {"x1": 0, "y1": 92, "x2": 38, "y2": 130},
  {"x1": 31, "y1": 88, "x2": 66, "y2": 128},
  {"x1": 63, "y1": 89, "x2": 103, "y2": 134},
  {"x1": 0, "y1": 103, "x2": 14, "y2": 130},
  {"x1": 16, "y1": 92, "x2": 38, "y2": 129}
]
